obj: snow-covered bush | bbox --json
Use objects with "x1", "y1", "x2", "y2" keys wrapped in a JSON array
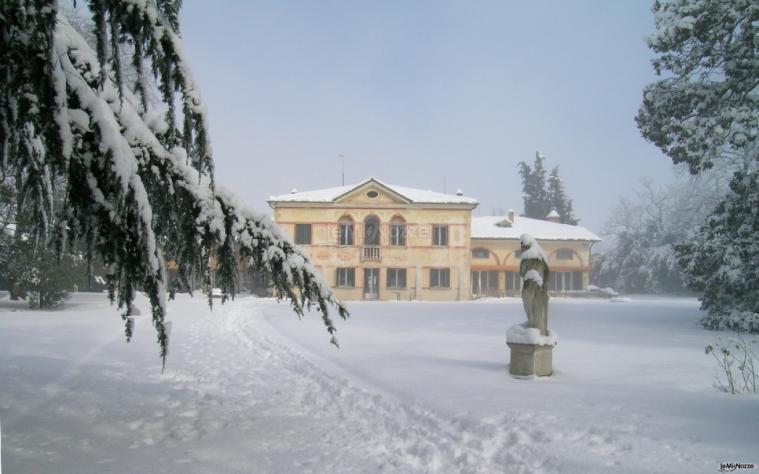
[
  {"x1": 6, "y1": 240, "x2": 85, "y2": 309},
  {"x1": 678, "y1": 171, "x2": 759, "y2": 333}
]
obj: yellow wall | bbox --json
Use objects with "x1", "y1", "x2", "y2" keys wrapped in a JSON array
[
  {"x1": 272, "y1": 182, "x2": 473, "y2": 301},
  {"x1": 470, "y1": 238, "x2": 594, "y2": 293},
  {"x1": 271, "y1": 182, "x2": 597, "y2": 300}
]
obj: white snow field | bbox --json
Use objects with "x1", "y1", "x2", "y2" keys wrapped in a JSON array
[{"x1": 1, "y1": 293, "x2": 757, "y2": 473}]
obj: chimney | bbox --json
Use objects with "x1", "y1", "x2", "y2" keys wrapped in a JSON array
[
  {"x1": 456, "y1": 189, "x2": 464, "y2": 196},
  {"x1": 547, "y1": 209, "x2": 561, "y2": 223},
  {"x1": 508, "y1": 209, "x2": 515, "y2": 224},
  {"x1": 290, "y1": 188, "x2": 298, "y2": 194}
]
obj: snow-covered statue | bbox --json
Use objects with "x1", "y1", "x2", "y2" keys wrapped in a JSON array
[
  {"x1": 519, "y1": 234, "x2": 550, "y2": 335},
  {"x1": 506, "y1": 234, "x2": 555, "y2": 377}
]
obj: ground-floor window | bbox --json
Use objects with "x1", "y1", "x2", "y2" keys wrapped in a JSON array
[
  {"x1": 336, "y1": 267, "x2": 355, "y2": 288},
  {"x1": 504, "y1": 271, "x2": 521, "y2": 292},
  {"x1": 386, "y1": 268, "x2": 407, "y2": 289},
  {"x1": 549, "y1": 271, "x2": 583, "y2": 291},
  {"x1": 430, "y1": 268, "x2": 450, "y2": 288},
  {"x1": 472, "y1": 270, "x2": 498, "y2": 295}
]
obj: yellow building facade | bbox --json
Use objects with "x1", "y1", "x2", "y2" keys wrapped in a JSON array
[
  {"x1": 268, "y1": 178, "x2": 600, "y2": 301},
  {"x1": 470, "y1": 213, "x2": 600, "y2": 297}
]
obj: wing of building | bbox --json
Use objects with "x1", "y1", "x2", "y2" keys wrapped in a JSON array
[
  {"x1": 268, "y1": 177, "x2": 600, "y2": 301},
  {"x1": 470, "y1": 211, "x2": 600, "y2": 298}
]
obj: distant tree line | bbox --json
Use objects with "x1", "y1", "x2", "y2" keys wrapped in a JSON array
[{"x1": 592, "y1": 170, "x2": 728, "y2": 295}]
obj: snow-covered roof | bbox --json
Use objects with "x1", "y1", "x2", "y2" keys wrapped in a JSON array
[
  {"x1": 472, "y1": 215, "x2": 601, "y2": 242},
  {"x1": 268, "y1": 177, "x2": 478, "y2": 205},
  {"x1": 546, "y1": 210, "x2": 560, "y2": 219}
]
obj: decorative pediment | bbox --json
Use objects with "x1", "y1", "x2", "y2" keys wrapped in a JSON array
[{"x1": 334, "y1": 179, "x2": 412, "y2": 205}]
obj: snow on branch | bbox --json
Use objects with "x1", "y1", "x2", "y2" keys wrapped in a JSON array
[{"x1": 0, "y1": 6, "x2": 348, "y2": 364}]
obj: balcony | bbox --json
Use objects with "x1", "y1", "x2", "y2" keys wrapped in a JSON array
[{"x1": 362, "y1": 245, "x2": 381, "y2": 261}]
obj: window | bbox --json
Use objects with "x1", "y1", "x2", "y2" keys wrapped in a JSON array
[
  {"x1": 336, "y1": 268, "x2": 355, "y2": 288},
  {"x1": 430, "y1": 268, "x2": 450, "y2": 288},
  {"x1": 386, "y1": 268, "x2": 407, "y2": 289},
  {"x1": 366, "y1": 190, "x2": 379, "y2": 198},
  {"x1": 548, "y1": 271, "x2": 583, "y2": 292},
  {"x1": 390, "y1": 218, "x2": 406, "y2": 246},
  {"x1": 432, "y1": 225, "x2": 448, "y2": 246},
  {"x1": 472, "y1": 270, "x2": 498, "y2": 294},
  {"x1": 572, "y1": 271, "x2": 582, "y2": 290},
  {"x1": 338, "y1": 218, "x2": 354, "y2": 246},
  {"x1": 556, "y1": 249, "x2": 574, "y2": 260},
  {"x1": 514, "y1": 249, "x2": 522, "y2": 259},
  {"x1": 294, "y1": 224, "x2": 311, "y2": 245},
  {"x1": 364, "y1": 216, "x2": 380, "y2": 245},
  {"x1": 550, "y1": 272, "x2": 561, "y2": 292},
  {"x1": 472, "y1": 248, "x2": 489, "y2": 259},
  {"x1": 484, "y1": 271, "x2": 498, "y2": 289},
  {"x1": 505, "y1": 271, "x2": 521, "y2": 291}
]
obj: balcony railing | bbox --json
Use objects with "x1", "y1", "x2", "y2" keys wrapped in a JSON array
[{"x1": 362, "y1": 245, "x2": 381, "y2": 261}]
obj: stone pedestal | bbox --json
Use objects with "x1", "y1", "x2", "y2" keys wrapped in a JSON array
[{"x1": 507, "y1": 342, "x2": 553, "y2": 377}]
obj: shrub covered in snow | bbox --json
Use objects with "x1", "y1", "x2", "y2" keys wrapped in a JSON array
[
  {"x1": 678, "y1": 172, "x2": 759, "y2": 333},
  {"x1": 3, "y1": 238, "x2": 85, "y2": 309}
]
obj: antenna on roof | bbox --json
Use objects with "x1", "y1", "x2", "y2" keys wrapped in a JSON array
[
  {"x1": 339, "y1": 154, "x2": 345, "y2": 185},
  {"x1": 443, "y1": 176, "x2": 446, "y2": 193}
]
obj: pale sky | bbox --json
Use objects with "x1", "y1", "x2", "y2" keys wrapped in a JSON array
[{"x1": 180, "y1": 0, "x2": 673, "y2": 233}]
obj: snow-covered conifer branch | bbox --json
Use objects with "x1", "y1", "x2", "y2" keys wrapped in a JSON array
[{"x1": 0, "y1": 1, "x2": 348, "y2": 364}]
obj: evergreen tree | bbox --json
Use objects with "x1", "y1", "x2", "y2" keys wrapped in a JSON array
[
  {"x1": 636, "y1": 0, "x2": 758, "y2": 332},
  {"x1": 547, "y1": 166, "x2": 578, "y2": 225},
  {"x1": 0, "y1": 1, "x2": 348, "y2": 364},
  {"x1": 519, "y1": 151, "x2": 579, "y2": 223},
  {"x1": 3, "y1": 235, "x2": 87, "y2": 308},
  {"x1": 518, "y1": 151, "x2": 550, "y2": 219},
  {"x1": 677, "y1": 170, "x2": 759, "y2": 332}
]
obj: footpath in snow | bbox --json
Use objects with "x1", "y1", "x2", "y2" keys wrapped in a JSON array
[{"x1": 1, "y1": 293, "x2": 758, "y2": 473}]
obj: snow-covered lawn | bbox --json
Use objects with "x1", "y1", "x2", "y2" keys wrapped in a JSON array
[{"x1": 1, "y1": 293, "x2": 757, "y2": 473}]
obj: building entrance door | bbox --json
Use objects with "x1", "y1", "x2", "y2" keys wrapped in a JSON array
[{"x1": 364, "y1": 268, "x2": 379, "y2": 300}]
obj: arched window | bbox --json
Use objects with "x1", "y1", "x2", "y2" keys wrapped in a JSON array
[
  {"x1": 472, "y1": 248, "x2": 490, "y2": 259},
  {"x1": 338, "y1": 216, "x2": 354, "y2": 246},
  {"x1": 364, "y1": 215, "x2": 380, "y2": 246},
  {"x1": 390, "y1": 216, "x2": 406, "y2": 246},
  {"x1": 556, "y1": 248, "x2": 574, "y2": 260}
]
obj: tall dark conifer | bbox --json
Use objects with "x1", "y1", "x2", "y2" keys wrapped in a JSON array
[
  {"x1": 518, "y1": 151, "x2": 550, "y2": 219},
  {"x1": 519, "y1": 151, "x2": 578, "y2": 223},
  {"x1": 547, "y1": 166, "x2": 578, "y2": 225}
]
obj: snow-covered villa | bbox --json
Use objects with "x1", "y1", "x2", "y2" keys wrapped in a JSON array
[{"x1": 267, "y1": 178, "x2": 601, "y2": 301}]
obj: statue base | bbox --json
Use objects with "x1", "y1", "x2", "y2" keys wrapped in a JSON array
[{"x1": 507, "y1": 342, "x2": 553, "y2": 377}]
